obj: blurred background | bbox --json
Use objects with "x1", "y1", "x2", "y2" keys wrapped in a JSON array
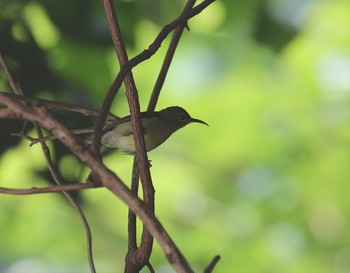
[{"x1": 0, "y1": 0, "x2": 349, "y2": 272}]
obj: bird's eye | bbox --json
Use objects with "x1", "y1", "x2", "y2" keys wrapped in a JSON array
[{"x1": 179, "y1": 114, "x2": 186, "y2": 121}]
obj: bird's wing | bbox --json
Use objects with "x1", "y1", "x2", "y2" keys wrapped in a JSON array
[{"x1": 102, "y1": 111, "x2": 160, "y2": 133}]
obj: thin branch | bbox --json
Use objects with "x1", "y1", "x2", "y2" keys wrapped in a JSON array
[
  {"x1": 128, "y1": 158, "x2": 140, "y2": 250},
  {"x1": 36, "y1": 125, "x2": 96, "y2": 273},
  {"x1": 0, "y1": 91, "x2": 195, "y2": 273},
  {"x1": 0, "y1": 92, "x2": 118, "y2": 120},
  {"x1": 91, "y1": 0, "x2": 216, "y2": 156},
  {"x1": 146, "y1": 261, "x2": 155, "y2": 273},
  {"x1": 103, "y1": 1, "x2": 154, "y2": 272},
  {"x1": 147, "y1": 0, "x2": 196, "y2": 112},
  {"x1": 204, "y1": 255, "x2": 221, "y2": 273},
  {"x1": 0, "y1": 183, "x2": 98, "y2": 195},
  {"x1": 0, "y1": 54, "x2": 97, "y2": 273},
  {"x1": 12, "y1": 126, "x2": 95, "y2": 146},
  {"x1": 0, "y1": 53, "x2": 23, "y2": 94}
]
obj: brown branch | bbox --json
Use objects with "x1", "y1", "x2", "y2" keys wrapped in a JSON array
[
  {"x1": 103, "y1": 1, "x2": 154, "y2": 272},
  {"x1": 147, "y1": 0, "x2": 196, "y2": 112},
  {"x1": 0, "y1": 53, "x2": 97, "y2": 273},
  {"x1": 0, "y1": 53, "x2": 23, "y2": 94},
  {"x1": 12, "y1": 126, "x2": 95, "y2": 146},
  {"x1": 91, "y1": 0, "x2": 216, "y2": 156},
  {"x1": 34, "y1": 124, "x2": 97, "y2": 273},
  {"x1": 0, "y1": 89, "x2": 194, "y2": 273},
  {"x1": 128, "y1": 159, "x2": 140, "y2": 250},
  {"x1": 0, "y1": 107, "x2": 19, "y2": 119},
  {"x1": 146, "y1": 261, "x2": 155, "y2": 273},
  {"x1": 0, "y1": 92, "x2": 118, "y2": 120},
  {"x1": 0, "y1": 183, "x2": 98, "y2": 195},
  {"x1": 204, "y1": 255, "x2": 221, "y2": 273}
]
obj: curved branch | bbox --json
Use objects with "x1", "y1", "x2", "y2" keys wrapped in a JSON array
[{"x1": 0, "y1": 53, "x2": 99, "y2": 272}]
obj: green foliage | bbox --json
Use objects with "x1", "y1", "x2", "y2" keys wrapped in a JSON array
[{"x1": 1, "y1": 0, "x2": 349, "y2": 273}]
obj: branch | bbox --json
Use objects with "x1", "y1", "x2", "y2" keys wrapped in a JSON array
[
  {"x1": 204, "y1": 255, "x2": 221, "y2": 273},
  {"x1": 0, "y1": 183, "x2": 98, "y2": 195},
  {"x1": 103, "y1": 1, "x2": 154, "y2": 271},
  {"x1": 35, "y1": 124, "x2": 97, "y2": 273},
  {"x1": 0, "y1": 107, "x2": 19, "y2": 119},
  {"x1": 12, "y1": 126, "x2": 95, "y2": 146},
  {"x1": 148, "y1": 0, "x2": 197, "y2": 112},
  {"x1": 91, "y1": 0, "x2": 216, "y2": 156},
  {"x1": 0, "y1": 90, "x2": 194, "y2": 273},
  {"x1": 128, "y1": 159, "x2": 140, "y2": 250},
  {"x1": 0, "y1": 53, "x2": 23, "y2": 94},
  {"x1": 0, "y1": 92, "x2": 118, "y2": 120},
  {"x1": 0, "y1": 53, "x2": 97, "y2": 273}
]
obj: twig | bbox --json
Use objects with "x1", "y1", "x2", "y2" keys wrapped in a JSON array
[
  {"x1": 128, "y1": 159, "x2": 140, "y2": 250},
  {"x1": 35, "y1": 125, "x2": 97, "y2": 273},
  {"x1": 0, "y1": 92, "x2": 118, "y2": 120},
  {"x1": 0, "y1": 53, "x2": 23, "y2": 94},
  {"x1": 0, "y1": 54, "x2": 97, "y2": 273},
  {"x1": 146, "y1": 261, "x2": 155, "y2": 273},
  {"x1": 12, "y1": 126, "x2": 95, "y2": 146},
  {"x1": 0, "y1": 183, "x2": 98, "y2": 195},
  {"x1": 147, "y1": 0, "x2": 197, "y2": 112},
  {"x1": 204, "y1": 255, "x2": 221, "y2": 273}
]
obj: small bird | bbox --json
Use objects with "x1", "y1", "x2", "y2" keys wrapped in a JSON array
[{"x1": 101, "y1": 106, "x2": 208, "y2": 154}]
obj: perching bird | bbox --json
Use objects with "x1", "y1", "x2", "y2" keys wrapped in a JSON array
[{"x1": 101, "y1": 106, "x2": 208, "y2": 154}]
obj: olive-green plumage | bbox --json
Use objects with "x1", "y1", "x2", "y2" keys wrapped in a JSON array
[{"x1": 101, "y1": 106, "x2": 208, "y2": 154}]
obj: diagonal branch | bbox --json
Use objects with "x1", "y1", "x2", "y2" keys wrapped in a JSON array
[
  {"x1": 0, "y1": 92, "x2": 195, "y2": 273},
  {"x1": 0, "y1": 53, "x2": 97, "y2": 273},
  {"x1": 204, "y1": 255, "x2": 221, "y2": 273},
  {"x1": 148, "y1": 0, "x2": 197, "y2": 112}
]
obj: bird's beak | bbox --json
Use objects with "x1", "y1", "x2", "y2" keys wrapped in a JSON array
[{"x1": 190, "y1": 118, "x2": 209, "y2": 126}]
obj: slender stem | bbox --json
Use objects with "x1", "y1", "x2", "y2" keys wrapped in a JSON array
[
  {"x1": 102, "y1": 1, "x2": 154, "y2": 272},
  {"x1": 204, "y1": 255, "x2": 221, "y2": 273},
  {"x1": 0, "y1": 92, "x2": 118, "y2": 120},
  {"x1": 1, "y1": 92, "x2": 195, "y2": 273},
  {"x1": 148, "y1": 0, "x2": 197, "y2": 112},
  {"x1": 0, "y1": 52, "x2": 97, "y2": 273},
  {"x1": 0, "y1": 183, "x2": 98, "y2": 195},
  {"x1": 128, "y1": 158, "x2": 140, "y2": 250}
]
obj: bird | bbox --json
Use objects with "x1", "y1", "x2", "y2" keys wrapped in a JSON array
[{"x1": 101, "y1": 106, "x2": 208, "y2": 154}]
